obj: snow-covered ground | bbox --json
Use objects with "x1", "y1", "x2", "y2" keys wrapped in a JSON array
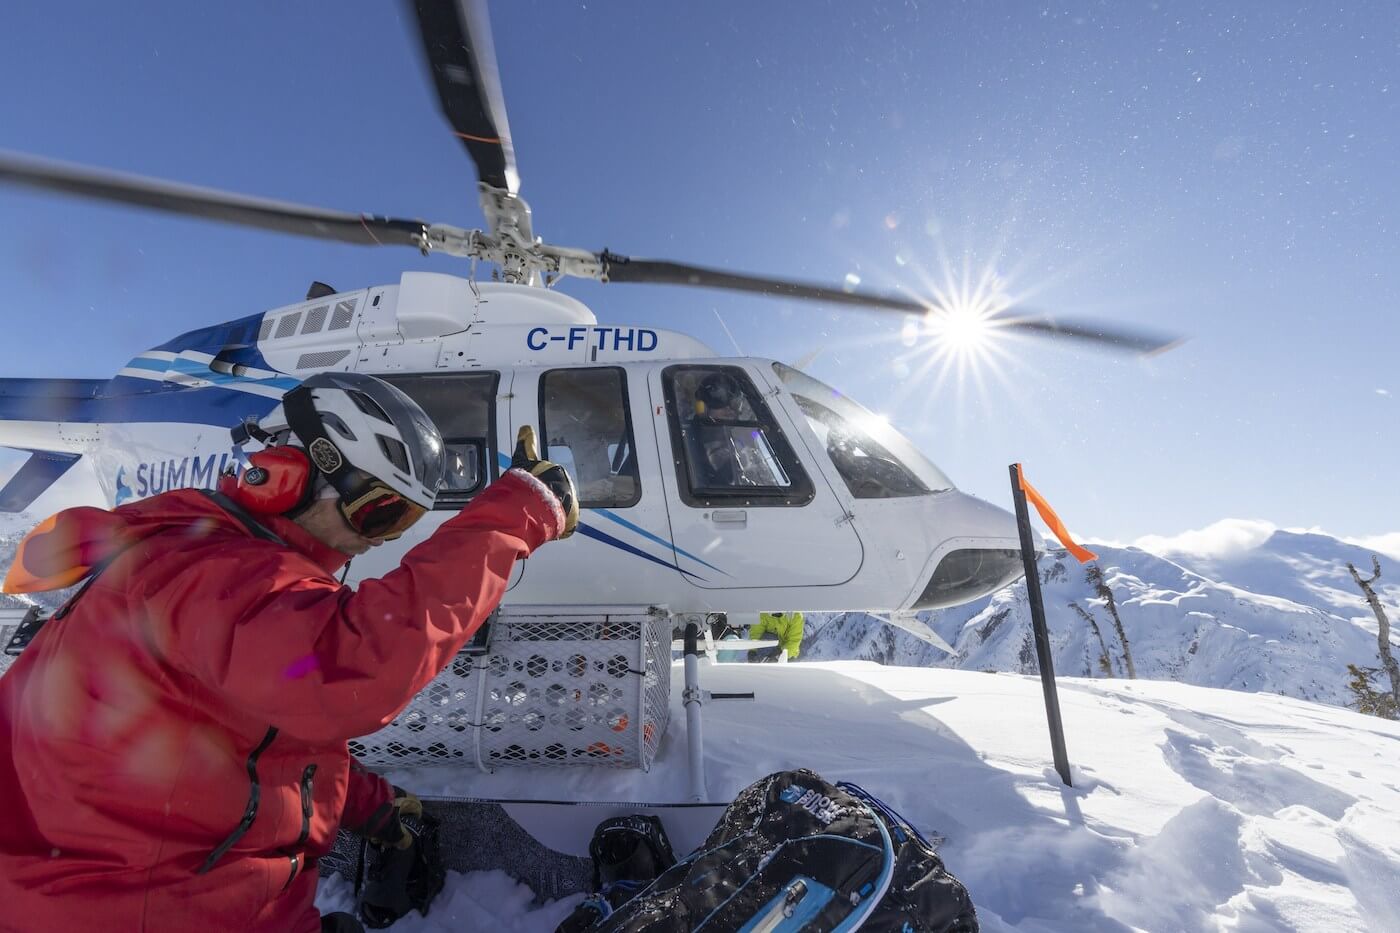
[{"x1": 317, "y1": 660, "x2": 1400, "y2": 932}]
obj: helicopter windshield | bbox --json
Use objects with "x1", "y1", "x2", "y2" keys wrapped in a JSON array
[{"x1": 772, "y1": 362, "x2": 953, "y2": 497}]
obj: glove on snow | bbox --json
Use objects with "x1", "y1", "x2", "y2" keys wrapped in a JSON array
[{"x1": 511, "y1": 425, "x2": 579, "y2": 538}]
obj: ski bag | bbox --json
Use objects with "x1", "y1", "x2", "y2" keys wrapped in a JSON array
[{"x1": 589, "y1": 768, "x2": 977, "y2": 932}]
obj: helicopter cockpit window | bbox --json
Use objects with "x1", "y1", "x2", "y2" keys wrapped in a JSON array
[
  {"x1": 792, "y1": 395, "x2": 929, "y2": 498},
  {"x1": 540, "y1": 367, "x2": 641, "y2": 508},
  {"x1": 663, "y1": 365, "x2": 814, "y2": 507},
  {"x1": 381, "y1": 371, "x2": 498, "y2": 508},
  {"x1": 772, "y1": 362, "x2": 954, "y2": 495}
]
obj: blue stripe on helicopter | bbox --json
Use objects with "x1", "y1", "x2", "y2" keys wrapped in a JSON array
[
  {"x1": 493, "y1": 450, "x2": 714, "y2": 578},
  {"x1": 592, "y1": 508, "x2": 728, "y2": 576},
  {"x1": 575, "y1": 524, "x2": 704, "y2": 580},
  {"x1": 124, "y1": 354, "x2": 301, "y2": 393}
]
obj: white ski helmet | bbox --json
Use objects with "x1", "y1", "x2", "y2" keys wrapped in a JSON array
[{"x1": 249, "y1": 373, "x2": 446, "y2": 530}]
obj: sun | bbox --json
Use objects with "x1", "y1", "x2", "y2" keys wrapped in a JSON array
[
  {"x1": 867, "y1": 252, "x2": 1041, "y2": 427},
  {"x1": 815, "y1": 246, "x2": 1052, "y2": 424},
  {"x1": 922, "y1": 302, "x2": 996, "y2": 352},
  {"x1": 897, "y1": 275, "x2": 1011, "y2": 369}
]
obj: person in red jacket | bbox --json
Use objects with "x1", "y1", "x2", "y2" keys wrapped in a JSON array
[{"x1": 0, "y1": 372, "x2": 579, "y2": 933}]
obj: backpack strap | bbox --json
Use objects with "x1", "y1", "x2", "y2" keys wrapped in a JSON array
[
  {"x1": 198, "y1": 489, "x2": 288, "y2": 547},
  {"x1": 5, "y1": 492, "x2": 289, "y2": 657},
  {"x1": 49, "y1": 552, "x2": 120, "y2": 622}
]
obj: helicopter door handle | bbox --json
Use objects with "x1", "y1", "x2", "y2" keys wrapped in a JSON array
[{"x1": 710, "y1": 509, "x2": 748, "y2": 527}]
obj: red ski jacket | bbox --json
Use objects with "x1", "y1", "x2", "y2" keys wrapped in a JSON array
[{"x1": 0, "y1": 469, "x2": 563, "y2": 932}]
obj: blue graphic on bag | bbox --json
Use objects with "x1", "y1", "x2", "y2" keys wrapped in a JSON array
[{"x1": 778, "y1": 784, "x2": 847, "y2": 825}]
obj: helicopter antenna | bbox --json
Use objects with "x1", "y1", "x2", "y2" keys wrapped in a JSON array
[{"x1": 712, "y1": 309, "x2": 745, "y2": 357}]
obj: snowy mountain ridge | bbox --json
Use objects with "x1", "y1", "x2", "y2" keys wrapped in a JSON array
[{"x1": 804, "y1": 530, "x2": 1400, "y2": 712}]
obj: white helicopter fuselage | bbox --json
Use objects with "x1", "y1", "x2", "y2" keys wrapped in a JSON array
[{"x1": 0, "y1": 273, "x2": 1028, "y2": 618}]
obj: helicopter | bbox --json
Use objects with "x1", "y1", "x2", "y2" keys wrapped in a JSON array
[{"x1": 0, "y1": 0, "x2": 1178, "y2": 640}]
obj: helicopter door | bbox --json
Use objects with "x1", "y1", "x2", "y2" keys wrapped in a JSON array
[
  {"x1": 649, "y1": 363, "x2": 863, "y2": 589},
  {"x1": 502, "y1": 365, "x2": 675, "y2": 602}
]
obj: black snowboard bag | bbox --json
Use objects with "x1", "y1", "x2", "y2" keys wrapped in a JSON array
[{"x1": 589, "y1": 769, "x2": 977, "y2": 932}]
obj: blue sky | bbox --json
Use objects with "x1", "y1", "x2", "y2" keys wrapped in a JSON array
[{"x1": 1, "y1": 1, "x2": 1396, "y2": 545}]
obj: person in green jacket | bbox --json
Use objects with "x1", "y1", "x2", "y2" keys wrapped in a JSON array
[{"x1": 748, "y1": 611, "x2": 805, "y2": 662}]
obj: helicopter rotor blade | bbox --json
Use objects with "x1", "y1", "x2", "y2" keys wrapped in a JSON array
[
  {"x1": 596, "y1": 252, "x2": 1180, "y2": 355},
  {"x1": 0, "y1": 150, "x2": 431, "y2": 249},
  {"x1": 408, "y1": 0, "x2": 518, "y2": 195},
  {"x1": 995, "y1": 315, "x2": 1185, "y2": 355}
]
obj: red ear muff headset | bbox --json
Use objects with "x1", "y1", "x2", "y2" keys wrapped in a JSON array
[
  {"x1": 217, "y1": 445, "x2": 315, "y2": 515},
  {"x1": 221, "y1": 386, "x2": 428, "y2": 538}
]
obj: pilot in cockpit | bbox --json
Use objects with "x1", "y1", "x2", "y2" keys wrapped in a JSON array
[{"x1": 687, "y1": 372, "x2": 749, "y2": 488}]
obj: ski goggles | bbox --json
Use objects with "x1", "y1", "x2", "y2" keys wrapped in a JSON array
[{"x1": 338, "y1": 481, "x2": 428, "y2": 541}]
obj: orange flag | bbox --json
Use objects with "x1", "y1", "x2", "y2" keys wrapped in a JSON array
[{"x1": 1016, "y1": 464, "x2": 1098, "y2": 564}]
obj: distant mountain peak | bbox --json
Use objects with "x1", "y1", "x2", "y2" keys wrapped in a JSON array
[{"x1": 806, "y1": 529, "x2": 1400, "y2": 713}]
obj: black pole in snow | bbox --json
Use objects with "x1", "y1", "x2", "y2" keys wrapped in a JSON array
[{"x1": 1009, "y1": 463, "x2": 1073, "y2": 788}]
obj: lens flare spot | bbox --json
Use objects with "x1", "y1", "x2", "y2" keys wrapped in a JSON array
[
  {"x1": 284, "y1": 654, "x2": 320, "y2": 679},
  {"x1": 900, "y1": 319, "x2": 920, "y2": 347}
]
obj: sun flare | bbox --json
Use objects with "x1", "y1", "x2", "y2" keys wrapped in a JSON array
[
  {"x1": 924, "y1": 303, "x2": 995, "y2": 352},
  {"x1": 859, "y1": 249, "x2": 1051, "y2": 428}
]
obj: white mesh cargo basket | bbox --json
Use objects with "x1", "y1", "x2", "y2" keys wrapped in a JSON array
[{"x1": 349, "y1": 607, "x2": 672, "y2": 771}]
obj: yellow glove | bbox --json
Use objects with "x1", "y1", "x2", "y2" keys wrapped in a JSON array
[
  {"x1": 511, "y1": 425, "x2": 579, "y2": 539},
  {"x1": 368, "y1": 790, "x2": 423, "y2": 850}
]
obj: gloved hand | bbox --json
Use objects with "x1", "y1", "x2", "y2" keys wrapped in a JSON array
[
  {"x1": 366, "y1": 788, "x2": 423, "y2": 851},
  {"x1": 321, "y1": 912, "x2": 365, "y2": 933},
  {"x1": 511, "y1": 425, "x2": 579, "y2": 539}
]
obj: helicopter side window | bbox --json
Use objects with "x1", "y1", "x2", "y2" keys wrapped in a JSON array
[
  {"x1": 662, "y1": 365, "x2": 814, "y2": 507},
  {"x1": 381, "y1": 371, "x2": 498, "y2": 508},
  {"x1": 792, "y1": 395, "x2": 929, "y2": 498},
  {"x1": 540, "y1": 367, "x2": 641, "y2": 508}
]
